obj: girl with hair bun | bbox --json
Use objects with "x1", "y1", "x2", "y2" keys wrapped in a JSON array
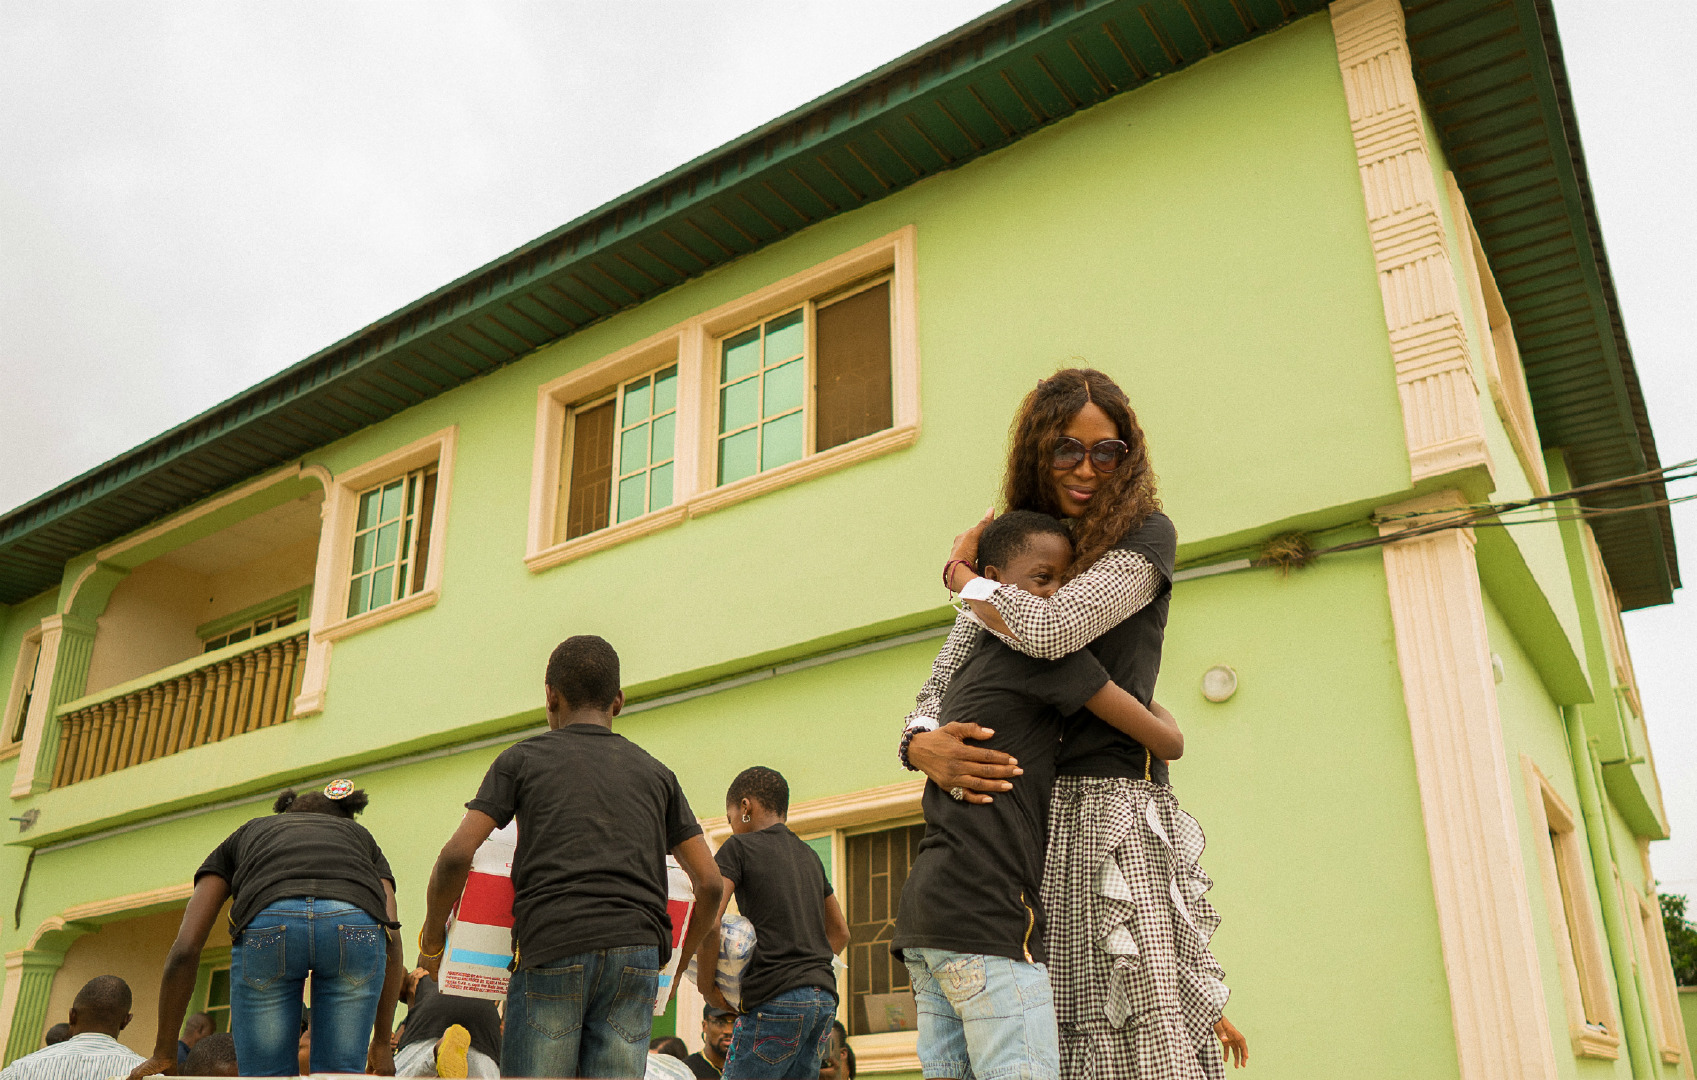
[
  {"x1": 130, "y1": 781, "x2": 404, "y2": 1079},
  {"x1": 900, "y1": 368, "x2": 1246, "y2": 1079}
]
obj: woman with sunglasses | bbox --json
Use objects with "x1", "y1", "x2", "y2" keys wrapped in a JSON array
[{"x1": 898, "y1": 368, "x2": 1243, "y2": 1079}]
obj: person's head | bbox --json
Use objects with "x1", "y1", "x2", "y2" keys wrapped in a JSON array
[
  {"x1": 181, "y1": 1012, "x2": 214, "y2": 1047},
  {"x1": 182, "y1": 1033, "x2": 239, "y2": 1077},
  {"x1": 977, "y1": 511, "x2": 1072, "y2": 598},
  {"x1": 67, "y1": 976, "x2": 131, "y2": 1038},
  {"x1": 273, "y1": 780, "x2": 369, "y2": 818},
  {"x1": 648, "y1": 1036, "x2": 688, "y2": 1060},
  {"x1": 1003, "y1": 367, "x2": 1158, "y2": 577},
  {"x1": 817, "y1": 1019, "x2": 855, "y2": 1080},
  {"x1": 701, "y1": 1005, "x2": 736, "y2": 1064},
  {"x1": 725, "y1": 766, "x2": 789, "y2": 835},
  {"x1": 544, "y1": 635, "x2": 624, "y2": 729},
  {"x1": 42, "y1": 1023, "x2": 70, "y2": 1047}
]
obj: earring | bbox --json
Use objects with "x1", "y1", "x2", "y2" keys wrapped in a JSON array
[{"x1": 741, "y1": 814, "x2": 751, "y2": 822}]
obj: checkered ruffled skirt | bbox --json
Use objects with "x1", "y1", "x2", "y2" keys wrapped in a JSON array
[{"x1": 1044, "y1": 776, "x2": 1230, "y2": 1080}]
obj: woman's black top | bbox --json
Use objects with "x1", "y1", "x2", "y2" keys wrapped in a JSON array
[
  {"x1": 197, "y1": 813, "x2": 396, "y2": 933},
  {"x1": 1054, "y1": 510, "x2": 1178, "y2": 783}
]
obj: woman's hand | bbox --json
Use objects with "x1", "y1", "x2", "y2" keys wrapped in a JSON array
[
  {"x1": 946, "y1": 509, "x2": 995, "y2": 591},
  {"x1": 1215, "y1": 1015, "x2": 1248, "y2": 1068},
  {"x1": 907, "y1": 724, "x2": 1023, "y2": 804},
  {"x1": 367, "y1": 1036, "x2": 396, "y2": 1076},
  {"x1": 698, "y1": 970, "x2": 735, "y2": 1014},
  {"x1": 127, "y1": 1055, "x2": 176, "y2": 1080}
]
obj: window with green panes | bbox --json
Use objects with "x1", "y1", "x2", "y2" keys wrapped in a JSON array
[
  {"x1": 346, "y1": 466, "x2": 438, "y2": 617},
  {"x1": 204, "y1": 965, "x2": 231, "y2": 1032},
  {"x1": 613, "y1": 364, "x2": 678, "y2": 522},
  {"x1": 561, "y1": 363, "x2": 678, "y2": 541},
  {"x1": 717, "y1": 309, "x2": 807, "y2": 484},
  {"x1": 715, "y1": 277, "x2": 893, "y2": 486}
]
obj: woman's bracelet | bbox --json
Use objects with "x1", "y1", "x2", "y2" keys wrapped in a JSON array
[
  {"x1": 942, "y1": 559, "x2": 976, "y2": 596},
  {"x1": 417, "y1": 929, "x2": 444, "y2": 959}
]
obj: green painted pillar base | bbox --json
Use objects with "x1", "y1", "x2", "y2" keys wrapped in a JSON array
[{"x1": 3, "y1": 950, "x2": 66, "y2": 1065}]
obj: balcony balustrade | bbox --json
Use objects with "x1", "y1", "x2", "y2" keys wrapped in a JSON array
[{"x1": 51, "y1": 623, "x2": 308, "y2": 787}]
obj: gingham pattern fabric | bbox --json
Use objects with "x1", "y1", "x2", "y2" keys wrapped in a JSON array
[
  {"x1": 900, "y1": 548, "x2": 1160, "y2": 750},
  {"x1": 1045, "y1": 776, "x2": 1229, "y2": 1080}
]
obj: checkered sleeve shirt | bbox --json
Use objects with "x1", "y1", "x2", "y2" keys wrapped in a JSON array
[{"x1": 900, "y1": 548, "x2": 1160, "y2": 763}]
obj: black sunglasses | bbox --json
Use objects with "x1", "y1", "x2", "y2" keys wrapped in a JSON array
[{"x1": 1051, "y1": 437, "x2": 1130, "y2": 472}]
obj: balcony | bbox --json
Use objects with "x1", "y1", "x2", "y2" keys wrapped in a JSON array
[{"x1": 52, "y1": 624, "x2": 308, "y2": 787}]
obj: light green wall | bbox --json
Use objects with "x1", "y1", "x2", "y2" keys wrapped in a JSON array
[
  {"x1": 1486, "y1": 593, "x2": 1632, "y2": 1080},
  {"x1": 1161, "y1": 551, "x2": 1458, "y2": 1077}
]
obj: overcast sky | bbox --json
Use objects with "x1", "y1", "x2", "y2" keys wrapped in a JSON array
[{"x1": 2, "y1": 2, "x2": 1692, "y2": 889}]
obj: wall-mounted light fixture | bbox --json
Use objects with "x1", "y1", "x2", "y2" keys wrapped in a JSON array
[{"x1": 1201, "y1": 665, "x2": 1238, "y2": 703}]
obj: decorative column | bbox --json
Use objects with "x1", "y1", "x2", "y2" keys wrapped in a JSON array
[
  {"x1": 0, "y1": 950, "x2": 66, "y2": 1065},
  {"x1": 10, "y1": 614, "x2": 97, "y2": 799},
  {"x1": 1331, "y1": 0, "x2": 1493, "y2": 490},
  {"x1": 1379, "y1": 492, "x2": 1558, "y2": 1080}
]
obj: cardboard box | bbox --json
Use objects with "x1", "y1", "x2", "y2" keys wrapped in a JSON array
[
  {"x1": 439, "y1": 822, "x2": 517, "y2": 1001},
  {"x1": 861, "y1": 991, "x2": 918, "y2": 1033},
  {"x1": 439, "y1": 822, "x2": 696, "y2": 1017}
]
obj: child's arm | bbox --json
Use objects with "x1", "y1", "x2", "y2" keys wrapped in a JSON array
[
  {"x1": 693, "y1": 871, "x2": 738, "y2": 1013},
  {"x1": 822, "y1": 894, "x2": 849, "y2": 955},
  {"x1": 1083, "y1": 683, "x2": 1183, "y2": 760},
  {"x1": 672, "y1": 835, "x2": 727, "y2": 1008}
]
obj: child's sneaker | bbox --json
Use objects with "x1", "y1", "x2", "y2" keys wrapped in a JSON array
[{"x1": 435, "y1": 1024, "x2": 471, "y2": 1079}]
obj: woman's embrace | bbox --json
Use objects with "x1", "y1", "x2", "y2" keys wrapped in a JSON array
[{"x1": 899, "y1": 368, "x2": 1246, "y2": 1079}]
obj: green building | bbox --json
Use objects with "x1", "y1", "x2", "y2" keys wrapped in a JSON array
[{"x1": 0, "y1": 1, "x2": 1689, "y2": 1076}]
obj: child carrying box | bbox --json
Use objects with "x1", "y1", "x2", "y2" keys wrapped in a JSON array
[{"x1": 696, "y1": 767, "x2": 849, "y2": 1080}]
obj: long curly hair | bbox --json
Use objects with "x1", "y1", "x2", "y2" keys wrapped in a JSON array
[{"x1": 1002, "y1": 368, "x2": 1160, "y2": 577}]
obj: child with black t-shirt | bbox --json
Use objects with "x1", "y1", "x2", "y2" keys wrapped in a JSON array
[
  {"x1": 419, "y1": 636, "x2": 725, "y2": 1080},
  {"x1": 695, "y1": 767, "x2": 849, "y2": 1080},
  {"x1": 891, "y1": 511, "x2": 1184, "y2": 1080}
]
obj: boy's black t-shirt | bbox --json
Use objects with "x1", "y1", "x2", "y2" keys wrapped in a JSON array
[
  {"x1": 398, "y1": 976, "x2": 502, "y2": 1061},
  {"x1": 892, "y1": 634, "x2": 1110, "y2": 963},
  {"x1": 714, "y1": 824, "x2": 836, "y2": 1009},
  {"x1": 197, "y1": 813, "x2": 395, "y2": 934},
  {"x1": 1056, "y1": 510, "x2": 1178, "y2": 783},
  {"x1": 467, "y1": 723, "x2": 702, "y2": 967}
]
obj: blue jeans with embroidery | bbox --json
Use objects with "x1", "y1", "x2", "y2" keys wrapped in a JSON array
[
  {"x1": 723, "y1": 986, "x2": 838, "y2": 1079},
  {"x1": 501, "y1": 946, "x2": 659, "y2": 1079},
  {"x1": 903, "y1": 948, "x2": 1059, "y2": 1080},
  {"x1": 229, "y1": 897, "x2": 387, "y2": 1076}
]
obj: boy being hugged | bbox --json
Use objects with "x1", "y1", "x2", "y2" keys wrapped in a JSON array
[
  {"x1": 697, "y1": 767, "x2": 850, "y2": 1080},
  {"x1": 891, "y1": 511, "x2": 1184, "y2": 1080},
  {"x1": 420, "y1": 635, "x2": 724, "y2": 1080}
]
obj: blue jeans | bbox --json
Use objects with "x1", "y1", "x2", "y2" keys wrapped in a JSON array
[
  {"x1": 501, "y1": 946, "x2": 659, "y2": 1078},
  {"x1": 723, "y1": 986, "x2": 838, "y2": 1080},
  {"x1": 903, "y1": 949, "x2": 1059, "y2": 1080},
  {"x1": 229, "y1": 897, "x2": 387, "y2": 1076}
]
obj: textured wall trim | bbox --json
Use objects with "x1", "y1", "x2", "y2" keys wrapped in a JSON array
[
  {"x1": 1379, "y1": 490, "x2": 1557, "y2": 1079},
  {"x1": 1332, "y1": 0, "x2": 1492, "y2": 489}
]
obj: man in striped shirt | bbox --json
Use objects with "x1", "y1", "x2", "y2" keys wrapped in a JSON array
[{"x1": 0, "y1": 977, "x2": 143, "y2": 1080}]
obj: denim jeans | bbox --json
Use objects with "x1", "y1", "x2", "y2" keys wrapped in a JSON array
[
  {"x1": 501, "y1": 946, "x2": 659, "y2": 1079},
  {"x1": 722, "y1": 986, "x2": 838, "y2": 1080},
  {"x1": 229, "y1": 897, "x2": 387, "y2": 1076},
  {"x1": 903, "y1": 948, "x2": 1059, "y2": 1080}
]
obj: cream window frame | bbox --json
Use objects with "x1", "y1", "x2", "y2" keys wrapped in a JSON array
[
  {"x1": 526, "y1": 226, "x2": 920, "y2": 573},
  {"x1": 296, "y1": 427, "x2": 457, "y2": 715},
  {"x1": 0, "y1": 629, "x2": 43, "y2": 759},
  {"x1": 1627, "y1": 885, "x2": 1687, "y2": 1065},
  {"x1": 1520, "y1": 756, "x2": 1620, "y2": 1058},
  {"x1": 1444, "y1": 173, "x2": 1549, "y2": 494},
  {"x1": 686, "y1": 778, "x2": 925, "y2": 1073}
]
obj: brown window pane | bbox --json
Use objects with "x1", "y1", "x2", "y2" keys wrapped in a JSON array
[
  {"x1": 410, "y1": 469, "x2": 439, "y2": 594},
  {"x1": 815, "y1": 281, "x2": 893, "y2": 453},
  {"x1": 845, "y1": 822, "x2": 924, "y2": 1035},
  {"x1": 564, "y1": 400, "x2": 616, "y2": 540}
]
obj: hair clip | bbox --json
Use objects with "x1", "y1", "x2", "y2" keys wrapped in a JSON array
[{"x1": 324, "y1": 779, "x2": 355, "y2": 800}]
